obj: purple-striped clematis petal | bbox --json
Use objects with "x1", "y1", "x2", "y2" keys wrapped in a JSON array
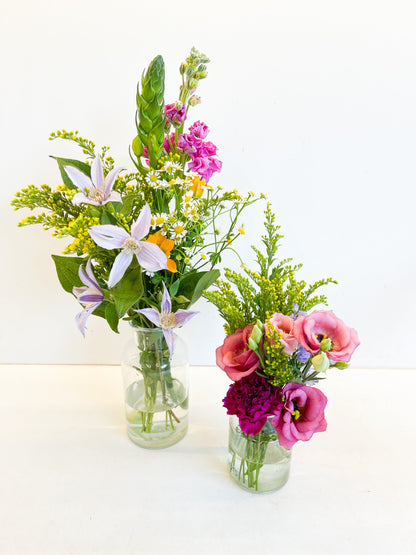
[
  {"x1": 161, "y1": 282, "x2": 172, "y2": 313},
  {"x1": 135, "y1": 281, "x2": 198, "y2": 358},
  {"x1": 65, "y1": 166, "x2": 91, "y2": 193},
  {"x1": 108, "y1": 251, "x2": 133, "y2": 288},
  {"x1": 163, "y1": 329, "x2": 177, "y2": 356},
  {"x1": 88, "y1": 224, "x2": 129, "y2": 249},
  {"x1": 72, "y1": 192, "x2": 90, "y2": 205},
  {"x1": 105, "y1": 190, "x2": 122, "y2": 204},
  {"x1": 65, "y1": 155, "x2": 123, "y2": 206},
  {"x1": 136, "y1": 242, "x2": 167, "y2": 272},
  {"x1": 104, "y1": 167, "x2": 123, "y2": 197},
  {"x1": 131, "y1": 204, "x2": 151, "y2": 240},
  {"x1": 76, "y1": 305, "x2": 97, "y2": 337},
  {"x1": 91, "y1": 156, "x2": 104, "y2": 191},
  {"x1": 136, "y1": 308, "x2": 161, "y2": 327},
  {"x1": 73, "y1": 257, "x2": 104, "y2": 336},
  {"x1": 174, "y1": 309, "x2": 198, "y2": 327}
]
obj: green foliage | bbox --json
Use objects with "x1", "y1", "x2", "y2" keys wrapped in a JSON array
[
  {"x1": 11, "y1": 48, "x2": 261, "y2": 336},
  {"x1": 111, "y1": 261, "x2": 143, "y2": 317},
  {"x1": 51, "y1": 255, "x2": 84, "y2": 292},
  {"x1": 204, "y1": 203, "x2": 337, "y2": 335},
  {"x1": 177, "y1": 269, "x2": 220, "y2": 308}
]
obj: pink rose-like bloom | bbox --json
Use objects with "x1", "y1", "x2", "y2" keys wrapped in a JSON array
[
  {"x1": 293, "y1": 310, "x2": 360, "y2": 363},
  {"x1": 266, "y1": 313, "x2": 298, "y2": 355},
  {"x1": 216, "y1": 326, "x2": 260, "y2": 381},
  {"x1": 271, "y1": 382, "x2": 327, "y2": 450}
]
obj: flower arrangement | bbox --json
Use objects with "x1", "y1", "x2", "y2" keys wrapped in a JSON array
[
  {"x1": 205, "y1": 205, "x2": 360, "y2": 491},
  {"x1": 11, "y1": 47, "x2": 259, "y2": 444}
]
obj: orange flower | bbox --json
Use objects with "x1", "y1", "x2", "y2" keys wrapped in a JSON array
[
  {"x1": 190, "y1": 175, "x2": 206, "y2": 198},
  {"x1": 147, "y1": 231, "x2": 177, "y2": 273}
]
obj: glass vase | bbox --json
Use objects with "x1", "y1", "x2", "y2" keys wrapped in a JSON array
[
  {"x1": 121, "y1": 326, "x2": 189, "y2": 449},
  {"x1": 228, "y1": 415, "x2": 291, "y2": 493}
]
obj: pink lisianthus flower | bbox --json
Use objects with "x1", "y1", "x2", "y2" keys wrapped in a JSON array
[
  {"x1": 216, "y1": 326, "x2": 260, "y2": 381},
  {"x1": 271, "y1": 383, "x2": 327, "y2": 450},
  {"x1": 265, "y1": 313, "x2": 298, "y2": 355},
  {"x1": 293, "y1": 310, "x2": 360, "y2": 363}
]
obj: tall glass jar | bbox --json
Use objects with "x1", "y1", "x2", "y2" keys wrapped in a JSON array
[
  {"x1": 121, "y1": 326, "x2": 189, "y2": 449},
  {"x1": 228, "y1": 415, "x2": 291, "y2": 493}
]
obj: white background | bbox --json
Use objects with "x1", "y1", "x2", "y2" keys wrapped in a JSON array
[{"x1": 2, "y1": 0, "x2": 416, "y2": 367}]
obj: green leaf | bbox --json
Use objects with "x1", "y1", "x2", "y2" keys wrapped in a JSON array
[
  {"x1": 105, "y1": 303, "x2": 119, "y2": 333},
  {"x1": 178, "y1": 270, "x2": 220, "y2": 308},
  {"x1": 51, "y1": 157, "x2": 91, "y2": 190},
  {"x1": 121, "y1": 193, "x2": 139, "y2": 216},
  {"x1": 51, "y1": 255, "x2": 85, "y2": 293},
  {"x1": 111, "y1": 261, "x2": 143, "y2": 317},
  {"x1": 169, "y1": 279, "x2": 180, "y2": 297},
  {"x1": 101, "y1": 211, "x2": 118, "y2": 225}
]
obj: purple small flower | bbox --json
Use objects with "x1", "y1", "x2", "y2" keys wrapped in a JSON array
[
  {"x1": 136, "y1": 282, "x2": 197, "y2": 358},
  {"x1": 88, "y1": 204, "x2": 167, "y2": 288},
  {"x1": 65, "y1": 155, "x2": 122, "y2": 206},
  {"x1": 72, "y1": 258, "x2": 104, "y2": 336},
  {"x1": 291, "y1": 303, "x2": 307, "y2": 319},
  {"x1": 297, "y1": 345, "x2": 312, "y2": 363}
]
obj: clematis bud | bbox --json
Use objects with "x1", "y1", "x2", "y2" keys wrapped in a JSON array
[
  {"x1": 180, "y1": 63, "x2": 187, "y2": 75},
  {"x1": 311, "y1": 353, "x2": 330, "y2": 373}
]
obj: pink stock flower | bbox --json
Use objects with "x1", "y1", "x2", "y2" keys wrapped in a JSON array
[
  {"x1": 265, "y1": 313, "x2": 298, "y2": 355},
  {"x1": 216, "y1": 326, "x2": 260, "y2": 381},
  {"x1": 293, "y1": 310, "x2": 360, "y2": 363},
  {"x1": 271, "y1": 382, "x2": 327, "y2": 450},
  {"x1": 165, "y1": 102, "x2": 187, "y2": 125},
  {"x1": 176, "y1": 120, "x2": 222, "y2": 182},
  {"x1": 189, "y1": 120, "x2": 209, "y2": 139}
]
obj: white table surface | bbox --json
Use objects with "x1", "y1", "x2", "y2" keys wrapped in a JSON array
[{"x1": 0, "y1": 365, "x2": 414, "y2": 555}]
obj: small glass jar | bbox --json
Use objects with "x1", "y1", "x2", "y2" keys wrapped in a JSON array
[
  {"x1": 121, "y1": 326, "x2": 189, "y2": 449},
  {"x1": 228, "y1": 415, "x2": 291, "y2": 493}
]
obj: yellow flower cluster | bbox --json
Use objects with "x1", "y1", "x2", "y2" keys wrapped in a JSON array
[{"x1": 61, "y1": 214, "x2": 100, "y2": 255}]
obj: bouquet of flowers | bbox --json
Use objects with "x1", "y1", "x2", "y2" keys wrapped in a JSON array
[
  {"x1": 11, "y1": 47, "x2": 259, "y2": 446},
  {"x1": 205, "y1": 205, "x2": 360, "y2": 491}
]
